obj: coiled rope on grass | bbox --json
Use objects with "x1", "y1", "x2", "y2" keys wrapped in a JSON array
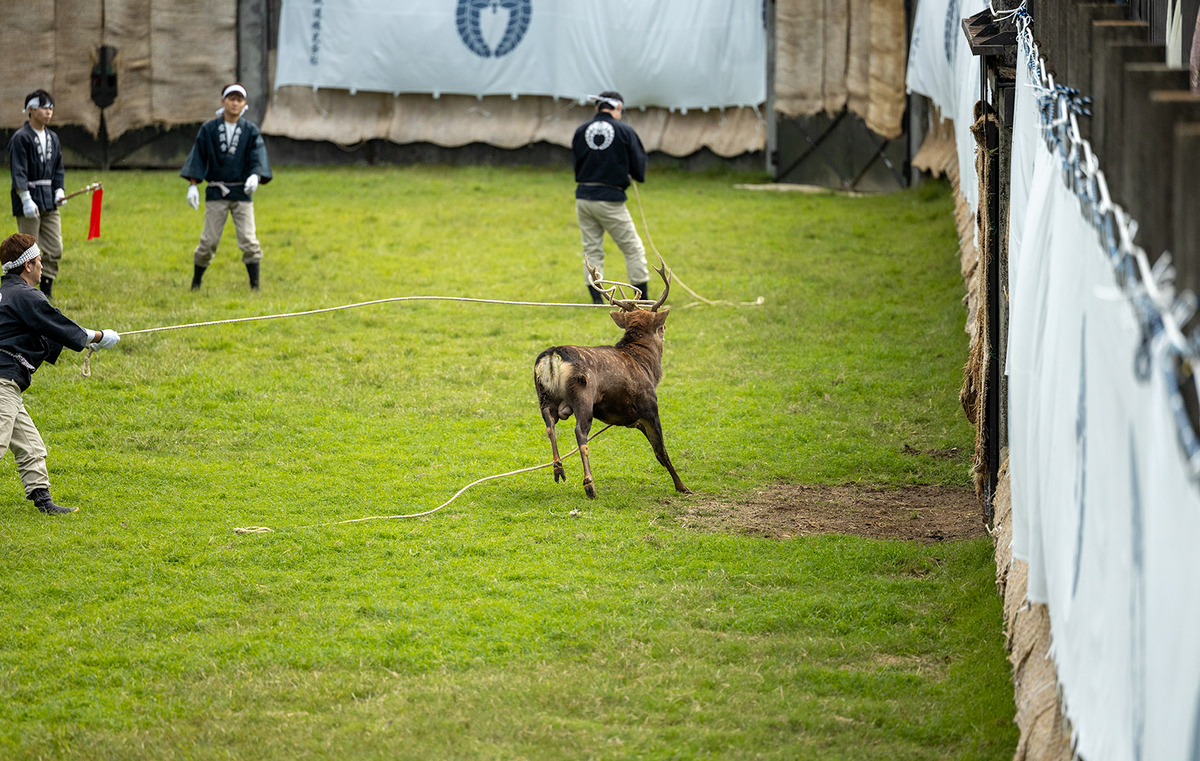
[{"x1": 231, "y1": 425, "x2": 615, "y2": 534}]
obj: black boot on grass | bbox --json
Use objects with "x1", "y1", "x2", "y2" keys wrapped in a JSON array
[
  {"x1": 632, "y1": 282, "x2": 650, "y2": 302},
  {"x1": 587, "y1": 285, "x2": 604, "y2": 304},
  {"x1": 39, "y1": 276, "x2": 53, "y2": 300},
  {"x1": 191, "y1": 265, "x2": 207, "y2": 291},
  {"x1": 28, "y1": 488, "x2": 76, "y2": 515},
  {"x1": 246, "y1": 262, "x2": 260, "y2": 291}
]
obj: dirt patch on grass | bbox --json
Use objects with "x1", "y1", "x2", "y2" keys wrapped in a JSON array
[{"x1": 676, "y1": 484, "x2": 987, "y2": 543}]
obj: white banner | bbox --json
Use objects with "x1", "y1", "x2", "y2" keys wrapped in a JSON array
[
  {"x1": 1005, "y1": 29, "x2": 1200, "y2": 761},
  {"x1": 905, "y1": 0, "x2": 983, "y2": 213},
  {"x1": 275, "y1": 0, "x2": 767, "y2": 110}
]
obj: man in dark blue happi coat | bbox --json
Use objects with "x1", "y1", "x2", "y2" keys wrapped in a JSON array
[
  {"x1": 572, "y1": 91, "x2": 650, "y2": 304},
  {"x1": 180, "y1": 83, "x2": 272, "y2": 291},
  {"x1": 7, "y1": 90, "x2": 67, "y2": 299},
  {"x1": 0, "y1": 234, "x2": 120, "y2": 514}
]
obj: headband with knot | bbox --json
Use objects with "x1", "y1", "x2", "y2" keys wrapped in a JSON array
[
  {"x1": 3, "y1": 243, "x2": 40, "y2": 272},
  {"x1": 24, "y1": 96, "x2": 51, "y2": 113},
  {"x1": 587, "y1": 94, "x2": 623, "y2": 110}
]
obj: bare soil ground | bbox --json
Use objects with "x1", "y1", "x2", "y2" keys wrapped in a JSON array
[{"x1": 676, "y1": 484, "x2": 988, "y2": 543}]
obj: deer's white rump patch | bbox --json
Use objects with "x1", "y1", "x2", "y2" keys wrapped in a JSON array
[{"x1": 534, "y1": 352, "x2": 574, "y2": 398}]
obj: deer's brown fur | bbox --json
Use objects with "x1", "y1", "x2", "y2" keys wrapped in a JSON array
[{"x1": 533, "y1": 264, "x2": 689, "y2": 498}]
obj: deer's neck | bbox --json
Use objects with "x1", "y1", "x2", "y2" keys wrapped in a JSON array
[{"x1": 615, "y1": 333, "x2": 664, "y2": 381}]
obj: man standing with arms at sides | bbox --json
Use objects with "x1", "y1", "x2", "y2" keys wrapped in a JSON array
[
  {"x1": 8, "y1": 90, "x2": 67, "y2": 300},
  {"x1": 181, "y1": 83, "x2": 272, "y2": 291},
  {"x1": 572, "y1": 91, "x2": 650, "y2": 304}
]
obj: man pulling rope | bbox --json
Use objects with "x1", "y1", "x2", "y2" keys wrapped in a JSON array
[{"x1": 0, "y1": 234, "x2": 119, "y2": 514}]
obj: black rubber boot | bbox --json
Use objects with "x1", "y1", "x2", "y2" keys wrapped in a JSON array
[
  {"x1": 632, "y1": 282, "x2": 650, "y2": 302},
  {"x1": 191, "y1": 265, "x2": 207, "y2": 290},
  {"x1": 28, "y1": 488, "x2": 76, "y2": 515},
  {"x1": 587, "y1": 285, "x2": 604, "y2": 304},
  {"x1": 39, "y1": 276, "x2": 53, "y2": 300},
  {"x1": 246, "y1": 262, "x2": 260, "y2": 291}
]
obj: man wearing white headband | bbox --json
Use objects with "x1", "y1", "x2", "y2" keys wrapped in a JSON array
[
  {"x1": 7, "y1": 89, "x2": 67, "y2": 300},
  {"x1": 0, "y1": 233, "x2": 119, "y2": 515},
  {"x1": 180, "y1": 83, "x2": 273, "y2": 291},
  {"x1": 572, "y1": 90, "x2": 650, "y2": 304}
]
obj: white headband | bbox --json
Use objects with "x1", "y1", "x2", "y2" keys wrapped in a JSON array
[
  {"x1": 588, "y1": 94, "x2": 623, "y2": 110},
  {"x1": 3, "y1": 243, "x2": 40, "y2": 272},
  {"x1": 222, "y1": 84, "x2": 247, "y2": 99},
  {"x1": 23, "y1": 96, "x2": 50, "y2": 113}
]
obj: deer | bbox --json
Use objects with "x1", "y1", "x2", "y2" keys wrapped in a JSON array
[{"x1": 534, "y1": 258, "x2": 691, "y2": 499}]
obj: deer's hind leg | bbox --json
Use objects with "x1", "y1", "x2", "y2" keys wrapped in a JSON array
[
  {"x1": 571, "y1": 387, "x2": 598, "y2": 499},
  {"x1": 541, "y1": 406, "x2": 567, "y2": 483},
  {"x1": 637, "y1": 412, "x2": 692, "y2": 494}
]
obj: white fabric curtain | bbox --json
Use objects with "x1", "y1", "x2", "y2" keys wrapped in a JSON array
[
  {"x1": 274, "y1": 0, "x2": 766, "y2": 110},
  {"x1": 905, "y1": 0, "x2": 984, "y2": 213},
  {"x1": 1004, "y1": 30, "x2": 1200, "y2": 761}
]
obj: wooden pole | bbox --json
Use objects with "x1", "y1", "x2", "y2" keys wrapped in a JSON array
[
  {"x1": 1091, "y1": 21, "x2": 1152, "y2": 152},
  {"x1": 1122, "y1": 82, "x2": 1199, "y2": 260},
  {"x1": 1174, "y1": 123, "x2": 1200, "y2": 294},
  {"x1": 1099, "y1": 44, "x2": 1167, "y2": 184}
]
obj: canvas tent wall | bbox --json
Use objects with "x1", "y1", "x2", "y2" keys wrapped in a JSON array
[{"x1": 0, "y1": 0, "x2": 913, "y2": 181}]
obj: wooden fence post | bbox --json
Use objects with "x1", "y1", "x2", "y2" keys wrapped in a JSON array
[
  {"x1": 1121, "y1": 79, "x2": 1199, "y2": 259},
  {"x1": 1175, "y1": 123, "x2": 1200, "y2": 293},
  {"x1": 1070, "y1": 4, "x2": 1134, "y2": 99},
  {"x1": 1098, "y1": 44, "x2": 1167, "y2": 183},
  {"x1": 1091, "y1": 21, "x2": 1152, "y2": 151}
]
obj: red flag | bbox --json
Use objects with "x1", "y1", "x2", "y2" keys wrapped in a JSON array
[{"x1": 87, "y1": 186, "x2": 103, "y2": 240}]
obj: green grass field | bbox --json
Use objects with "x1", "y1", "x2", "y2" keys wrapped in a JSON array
[{"x1": 0, "y1": 166, "x2": 1015, "y2": 759}]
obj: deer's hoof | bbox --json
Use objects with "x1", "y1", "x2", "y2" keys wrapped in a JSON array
[
  {"x1": 584, "y1": 483, "x2": 596, "y2": 500},
  {"x1": 553, "y1": 464, "x2": 566, "y2": 483}
]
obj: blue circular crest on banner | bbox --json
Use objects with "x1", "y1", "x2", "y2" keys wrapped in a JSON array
[
  {"x1": 943, "y1": 0, "x2": 960, "y2": 63},
  {"x1": 456, "y1": 0, "x2": 532, "y2": 59}
]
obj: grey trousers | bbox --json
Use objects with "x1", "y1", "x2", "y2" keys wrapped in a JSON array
[
  {"x1": 16, "y1": 209, "x2": 63, "y2": 280},
  {"x1": 194, "y1": 199, "x2": 263, "y2": 267},
  {"x1": 0, "y1": 379, "x2": 50, "y2": 496},
  {"x1": 576, "y1": 199, "x2": 649, "y2": 286}
]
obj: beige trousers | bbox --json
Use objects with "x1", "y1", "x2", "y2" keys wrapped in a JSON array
[
  {"x1": 194, "y1": 199, "x2": 262, "y2": 267},
  {"x1": 0, "y1": 379, "x2": 50, "y2": 496},
  {"x1": 576, "y1": 199, "x2": 649, "y2": 286},
  {"x1": 16, "y1": 209, "x2": 63, "y2": 280}
]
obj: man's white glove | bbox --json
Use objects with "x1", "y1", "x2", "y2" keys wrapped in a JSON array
[
  {"x1": 243, "y1": 174, "x2": 259, "y2": 195},
  {"x1": 19, "y1": 191, "x2": 38, "y2": 219},
  {"x1": 186, "y1": 184, "x2": 200, "y2": 210},
  {"x1": 92, "y1": 329, "x2": 120, "y2": 350},
  {"x1": 54, "y1": 188, "x2": 66, "y2": 207}
]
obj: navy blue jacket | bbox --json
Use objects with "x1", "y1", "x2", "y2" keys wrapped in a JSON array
[
  {"x1": 572, "y1": 112, "x2": 647, "y2": 202},
  {"x1": 0, "y1": 274, "x2": 89, "y2": 391},
  {"x1": 8, "y1": 122, "x2": 65, "y2": 217},
  {"x1": 180, "y1": 117, "x2": 273, "y2": 203}
]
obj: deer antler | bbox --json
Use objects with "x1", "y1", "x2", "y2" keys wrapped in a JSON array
[
  {"x1": 585, "y1": 261, "x2": 641, "y2": 311},
  {"x1": 649, "y1": 255, "x2": 671, "y2": 312}
]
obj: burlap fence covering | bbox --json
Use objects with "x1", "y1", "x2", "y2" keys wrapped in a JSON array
[
  {"x1": 917, "y1": 110, "x2": 1075, "y2": 760},
  {"x1": 963, "y1": 102, "x2": 998, "y2": 500},
  {"x1": 260, "y1": 89, "x2": 766, "y2": 158},
  {"x1": 0, "y1": 0, "x2": 236, "y2": 139},
  {"x1": 992, "y1": 462, "x2": 1075, "y2": 761},
  {"x1": 773, "y1": 0, "x2": 908, "y2": 139}
]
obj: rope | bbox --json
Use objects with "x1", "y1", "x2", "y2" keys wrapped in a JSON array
[
  {"x1": 120, "y1": 295, "x2": 612, "y2": 337},
  {"x1": 232, "y1": 425, "x2": 614, "y2": 534},
  {"x1": 79, "y1": 296, "x2": 613, "y2": 377},
  {"x1": 630, "y1": 181, "x2": 764, "y2": 309}
]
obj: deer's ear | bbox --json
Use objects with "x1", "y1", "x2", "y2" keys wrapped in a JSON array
[
  {"x1": 610, "y1": 311, "x2": 630, "y2": 329},
  {"x1": 651, "y1": 308, "x2": 670, "y2": 327}
]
